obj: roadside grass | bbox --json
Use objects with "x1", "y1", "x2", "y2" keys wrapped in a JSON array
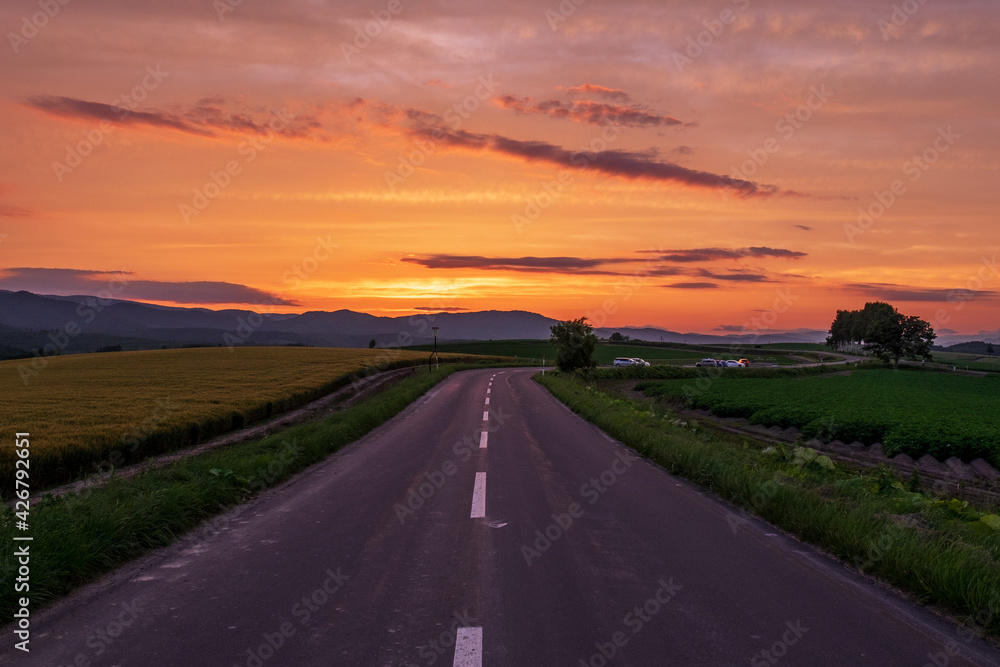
[
  {"x1": 536, "y1": 371, "x2": 1000, "y2": 637},
  {"x1": 0, "y1": 364, "x2": 473, "y2": 620}
]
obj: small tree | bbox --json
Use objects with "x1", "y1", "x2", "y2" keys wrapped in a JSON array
[
  {"x1": 609, "y1": 332, "x2": 624, "y2": 343},
  {"x1": 368, "y1": 339, "x2": 377, "y2": 349},
  {"x1": 988, "y1": 342, "x2": 995, "y2": 356},
  {"x1": 550, "y1": 317, "x2": 598, "y2": 372}
]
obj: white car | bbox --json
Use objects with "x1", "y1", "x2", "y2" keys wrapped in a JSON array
[
  {"x1": 695, "y1": 358, "x2": 716, "y2": 367},
  {"x1": 632, "y1": 358, "x2": 651, "y2": 367},
  {"x1": 725, "y1": 360, "x2": 746, "y2": 367},
  {"x1": 613, "y1": 357, "x2": 636, "y2": 367}
]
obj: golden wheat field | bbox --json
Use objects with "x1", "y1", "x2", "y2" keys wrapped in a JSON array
[{"x1": 0, "y1": 346, "x2": 462, "y2": 490}]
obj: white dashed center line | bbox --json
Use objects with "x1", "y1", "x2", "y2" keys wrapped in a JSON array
[
  {"x1": 456, "y1": 375, "x2": 494, "y2": 660},
  {"x1": 470, "y1": 473, "x2": 486, "y2": 518},
  {"x1": 453, "y1": 627, "x2": 483, "y2": 667}
]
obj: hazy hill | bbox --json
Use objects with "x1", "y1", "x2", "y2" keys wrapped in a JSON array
[
  {"x1": 0, "y1": 289, "x2": 839, "y2": 358},
  {"x1": 936, "y1": 340, "x2": 996, "y2": 355}
]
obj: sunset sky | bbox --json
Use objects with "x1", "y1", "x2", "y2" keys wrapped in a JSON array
[{"x1": 1, "y1": 0, "x2": 998, "y2": 337}]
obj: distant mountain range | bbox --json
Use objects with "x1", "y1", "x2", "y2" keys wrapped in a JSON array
[
  {"x1": 932, "y1": 340, "x2": 997, "y2": 355},
  {"x1": 0, "y1": 289, "x2": 988, "y2": 359}
]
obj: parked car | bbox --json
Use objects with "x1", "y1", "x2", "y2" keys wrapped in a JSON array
[
  {"x1": 695, "y1": 358, "x2": 716, "y2": 367},
  {"x1": 725, "y1": 360, "x2": 743, "y2": 367},
  {"x1": 613, "y1": 357, "x2": 636, "y2": 367},
  {"x1": 632, "y1": 358, "x2": 650, "y2": 367}
]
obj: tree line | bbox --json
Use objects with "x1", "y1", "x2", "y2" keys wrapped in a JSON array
[{"x1": 546, "y1": 302, "x2": 937, "y2": 373}]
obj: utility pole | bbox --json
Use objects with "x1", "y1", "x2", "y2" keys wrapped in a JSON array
[{"x1": 429, "y1": 326, "x2": 439, "y2": 371}]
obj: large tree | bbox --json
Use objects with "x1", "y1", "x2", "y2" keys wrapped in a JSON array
[
  {"x1": 826, "y1": 301, "x2": 935, "y2": 364},
  {"x1": 550, "y1": 317, "x2": 598, "y2": 372}
]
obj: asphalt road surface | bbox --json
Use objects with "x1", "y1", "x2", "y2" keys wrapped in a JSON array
[{"x1": 9, "y1": 368, "x2": 1000, "y2": 666}]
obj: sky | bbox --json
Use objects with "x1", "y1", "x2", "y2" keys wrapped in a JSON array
[{"x1": 1, "y1": 0, "x2": 998, "y2": 338}]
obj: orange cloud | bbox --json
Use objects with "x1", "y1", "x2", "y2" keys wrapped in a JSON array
[{"x1": 557, "y1": 84, "x2": 631, "y2": 101}]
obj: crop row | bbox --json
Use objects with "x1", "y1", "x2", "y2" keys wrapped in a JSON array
[
  {"x1": 638, "y1": 367, "x2": 1000, "y2": 466},
  {"x1": 0, "y1": 347, "x2": 475, "y2": 490}
]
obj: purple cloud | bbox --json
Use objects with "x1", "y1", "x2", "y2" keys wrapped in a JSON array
[{"x1": 0, "y1": 267, "x2": 296, "y2": 305}]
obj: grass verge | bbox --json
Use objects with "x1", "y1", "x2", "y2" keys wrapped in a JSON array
[
  {"x1": 0, "y1": 364, "x2": 475, "y2": 621},
  {"x1": 536, "y1": 371, "x2": 1000, "y2": 638}
]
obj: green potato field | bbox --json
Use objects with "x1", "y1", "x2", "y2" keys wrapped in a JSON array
[{"x1": 641, "y1": 367, "x2": 1000, "y2": 465}]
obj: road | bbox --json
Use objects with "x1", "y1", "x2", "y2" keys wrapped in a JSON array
[{"x1": 9, "y1": 368, "x2": 1000, "y2": 666}]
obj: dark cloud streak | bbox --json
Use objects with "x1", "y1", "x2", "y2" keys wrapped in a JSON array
[
  {"x1": 0, "y1": 204, "x2": 32, "y2": 218},
  {"x1": 26, "y1": 95, "x2": 212, "y2": 136},
  {"x1": 650, "y1": 246, "x2": 807, "y2": 262},
  {"x1": 0, "y1": 267, "x2": 296, "y2": 305},
  {"x1": 24, "y1": 95, "x2": 322, "y2": 140},
  {"x1": 694, "y1": 269, "x2": 771, "y2": 282},
  {"x1": 665, "y1": 282, "x2": 719, "y2": 289},
  {"x1": 402, "y1": 255, "x2": 785, "y2": 283},
  {"x1": 400, "y1": 254, "x2": 631, "y2": 275},
  {"x1": 410, "y1": 124, "x2": 783, "y2": 197},
  {"x1": 845, "y1": 282, "x2": 999, "y2": 302}
]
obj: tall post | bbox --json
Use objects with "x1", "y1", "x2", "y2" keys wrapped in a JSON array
[{"x1": 430, "y1": 326, "x2": 439, "y2": 371}]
